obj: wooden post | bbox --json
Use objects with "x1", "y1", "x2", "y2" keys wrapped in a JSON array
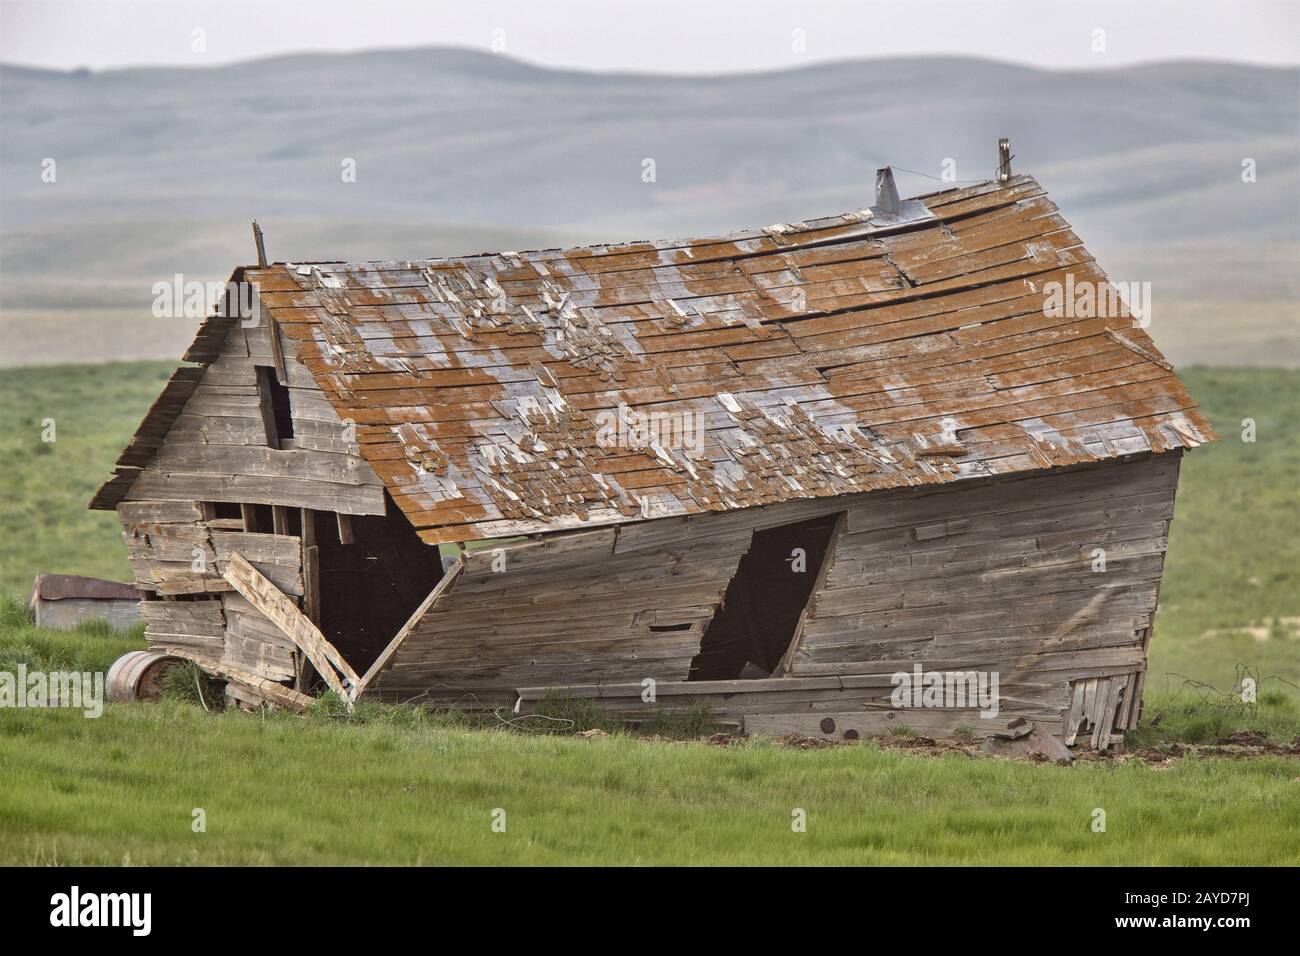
[
  {"x1": 271, "y1": 505, "x2": 290, "y2": 536},
  {"x1": 300, "y1": 508, "x2": 319, "y2": 619},
  {"x1": 336, "y1": 513, "x2": 354, "y2": 545},
  {"x1": 270, "y1": 504, "x2": 291, "y2": 535},
  {"x1": 997, "y1": 138, "x2": 1012, "y2": 183},
  {"x1": 298, "y1": 508, "x2": 321, "y2": 692},
  {"x1": 268, "y1": 316, "x2": 287, "y2": 385},
  {"x1": 252, "y1": 220, "x2": 268, "y2": 268}
]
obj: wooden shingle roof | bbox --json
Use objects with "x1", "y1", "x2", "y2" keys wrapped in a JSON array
[{"x1": 99, "y1": 175, "x2": 1216, "y2": 542}]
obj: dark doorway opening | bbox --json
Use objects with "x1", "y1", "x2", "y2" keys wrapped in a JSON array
[
  {"x1": 689, "y1": 512, "x2": 841, "y2": 681},
  {"x1": 314, "y1": 493, "x2": 443, "y2": 678}
]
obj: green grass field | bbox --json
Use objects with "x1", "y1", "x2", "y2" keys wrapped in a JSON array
[
  {"x1": 0, "y1": 362, "x2": 1297, "y2": 865},
  {"x1": 0, "y1": 361, "x2": 173, "y2": 594},
  {"x1": 3, "y1": 693, "x2": 1298, "y2": 865}
]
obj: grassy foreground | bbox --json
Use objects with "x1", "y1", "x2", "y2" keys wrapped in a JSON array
[
  {"x1": 1, "y1": 624, "x2": 1297, "y2": 866},
  {"x1": 3, "y1": 702, "x2": 1297, "y2": 866},
  {"x1": 0, "y1": 362, "x2": 1297, "y2": 865}
]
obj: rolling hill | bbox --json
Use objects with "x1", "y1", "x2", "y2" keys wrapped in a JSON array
[{"x1": 1, "y1": 50, "x2": 1296, "y2": 365}]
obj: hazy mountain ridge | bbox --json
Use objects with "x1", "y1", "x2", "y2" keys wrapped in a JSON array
[{"x1": 0, "y1": 49, "x2": 1296, "y2": 365}]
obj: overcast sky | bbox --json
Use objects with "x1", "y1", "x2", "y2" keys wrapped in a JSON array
[{"x1": 2, "y1": 0, "x2": 1297, "y2": 74}]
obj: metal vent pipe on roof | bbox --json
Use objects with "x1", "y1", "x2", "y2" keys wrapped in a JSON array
[{"x1": 874, "y1": 166, "x2": 901, "y2": 216}]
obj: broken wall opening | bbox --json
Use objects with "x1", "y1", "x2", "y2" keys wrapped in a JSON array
[
  {"x1": 689, "y1": 512, "x2": 840, "y2": 681},
  {"x1": 314, "y1": 493, "x2": 443, "y2": 677},
  {"x1": 254, "y1": 365, "x2": 294, "y2": 450}
]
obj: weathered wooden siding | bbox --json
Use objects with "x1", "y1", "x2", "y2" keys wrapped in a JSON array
[
  {"x1": 124, "y1": 522, "x2": 303, "y2": 598},
  {"x1": 220, "y1": 593, "x2": 298, "y2": 681},
  {"x1": 138, "y1": 600, "x2": 225, "y2": 657},
  {"x1": 746, "y1": 452, "x2": 1181, "y2": 743},
  {"x1": 122, "y1": 319, "x2": 385, "y2": 515},
  {"x1": 362, "y1": 521, "x2": 754, "y2": 706},
  {"x1": 117, "y1": 389, "x2": 1179, "y2": 748},
  {"x1": 788, "y1": 452, "x2": 1179, "y2": 674},
  {"x1": 122, "y1": 503, "x2": 304, "y2": 682},
  {"x1": 31, "y1": 597, "x2": 140, "y2": 632},
  {"x1": 114, "y1": 323, "x2": 384, "y2": 683},
  {"x1": 508, "y1": 453, "x2": 1179, "y2": 746}
]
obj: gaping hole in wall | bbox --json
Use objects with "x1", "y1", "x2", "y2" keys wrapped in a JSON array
[
  {"x1": 689, "y1": 512, "x2": 841, "y2": 681},
  {"x1": 241, "y1": 503, "x2": 275, "y2": 534},
  {"x1": 313, "y1": 493, "x2": 443, "y2": 678},
  {"x1": 254, "y1": 365, "x2": 295, "y2": 450}
]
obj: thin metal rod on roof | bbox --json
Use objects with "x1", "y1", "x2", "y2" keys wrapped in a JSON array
[
  {"x1": 874, "y1": 166, "x2": 901, "y2": 215},
  {"x1": 252, "y1": 220, "x2": 268, "y2": 268},
  {"x1": 997, "y1": 138, "x2": 1013, "y2": 183}
]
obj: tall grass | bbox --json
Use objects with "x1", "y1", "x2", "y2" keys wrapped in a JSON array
[
  {"x1": 1150, "y1": 367, "x2": 1300, "y2": 692},
  {"x1": 0, "y1": 596, "x2": 143, "y2": 673},
  {"x1": 0, "y1": 698, "x2": 1295, "y2": 866},
  {"x1": 0, "y1": 360, "x2": 172, "y2": 595}
]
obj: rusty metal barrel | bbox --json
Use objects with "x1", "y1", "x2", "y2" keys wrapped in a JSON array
[{"x1": 106, "y1": 650, "x2": 181, "y2": 702}]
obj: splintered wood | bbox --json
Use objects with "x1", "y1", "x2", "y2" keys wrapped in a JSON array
[
  {"x1": 222, "y1": 552, "x2": 360, "y2": 703},
  {"x1": 162, "y1": 647, "x2": 314, "y2": 713}
]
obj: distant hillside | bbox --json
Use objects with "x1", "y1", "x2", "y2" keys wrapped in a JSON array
[{"x1": 0, "y1": 49, "x2": 1296, "y2": 365}]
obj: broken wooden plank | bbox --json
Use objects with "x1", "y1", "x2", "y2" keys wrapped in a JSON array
[
  {"x1": 1105, "y1": 328, "x2": 1173, "y2": 371},
  {"x1": 163, "y1": 647, "x2": 314, "y2": 712},
  {"x1": 221, "y1": 551, "x2": 360, "y2": 702},
  {"x1": 355, "y1": 557, "x2": 464, "y2": 699}
]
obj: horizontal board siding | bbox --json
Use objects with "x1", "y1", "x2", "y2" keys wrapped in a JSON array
[
  {"x1": 122, "y1": 321, "x2": 385, "y2": 516},
  {"x1": 139, "y1": 599, "x2": 226, "y2": 656},
  {"x1": 791, "y1": 456, "x2": 1177, "y2": 671},
  {"x1": 363, "y1": 524, "x2": 752, "y2": 705},
  {"x1": 367, "y1": 454, "x2": 1178, "y2": 740},
  {"x1": 763, "y1": 454, "x2": 1180, "y2": 741}
]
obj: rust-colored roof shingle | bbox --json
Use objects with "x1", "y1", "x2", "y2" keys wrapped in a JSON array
[{"x1": 97, "y1": 175, "x2": 1216, "y2": 542}]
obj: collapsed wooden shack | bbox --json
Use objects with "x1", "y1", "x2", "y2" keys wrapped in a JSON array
[
  {"x1": 28, "y1": 573, "x2": 140, "y2": 632},
  {"x1": 91, "y1": 168, "x2": 1215, "y2": 748}
]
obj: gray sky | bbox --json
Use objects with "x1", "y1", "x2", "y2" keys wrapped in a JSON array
[{"x1": 2, "y1": 0, "x2": 1297, "y2": 73}]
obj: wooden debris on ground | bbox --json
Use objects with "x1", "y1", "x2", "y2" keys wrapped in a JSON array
[
  {"x1": 162, "y1": 647, "x2": 315, "y2": 712},
  {"x1": 983, "y1": 720, "x2": 1076, "y2": 765}
]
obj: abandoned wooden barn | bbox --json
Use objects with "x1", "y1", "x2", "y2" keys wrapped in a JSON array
[{"x1": 91, "y1": 168, "x2": 1215, "y2": 748}]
